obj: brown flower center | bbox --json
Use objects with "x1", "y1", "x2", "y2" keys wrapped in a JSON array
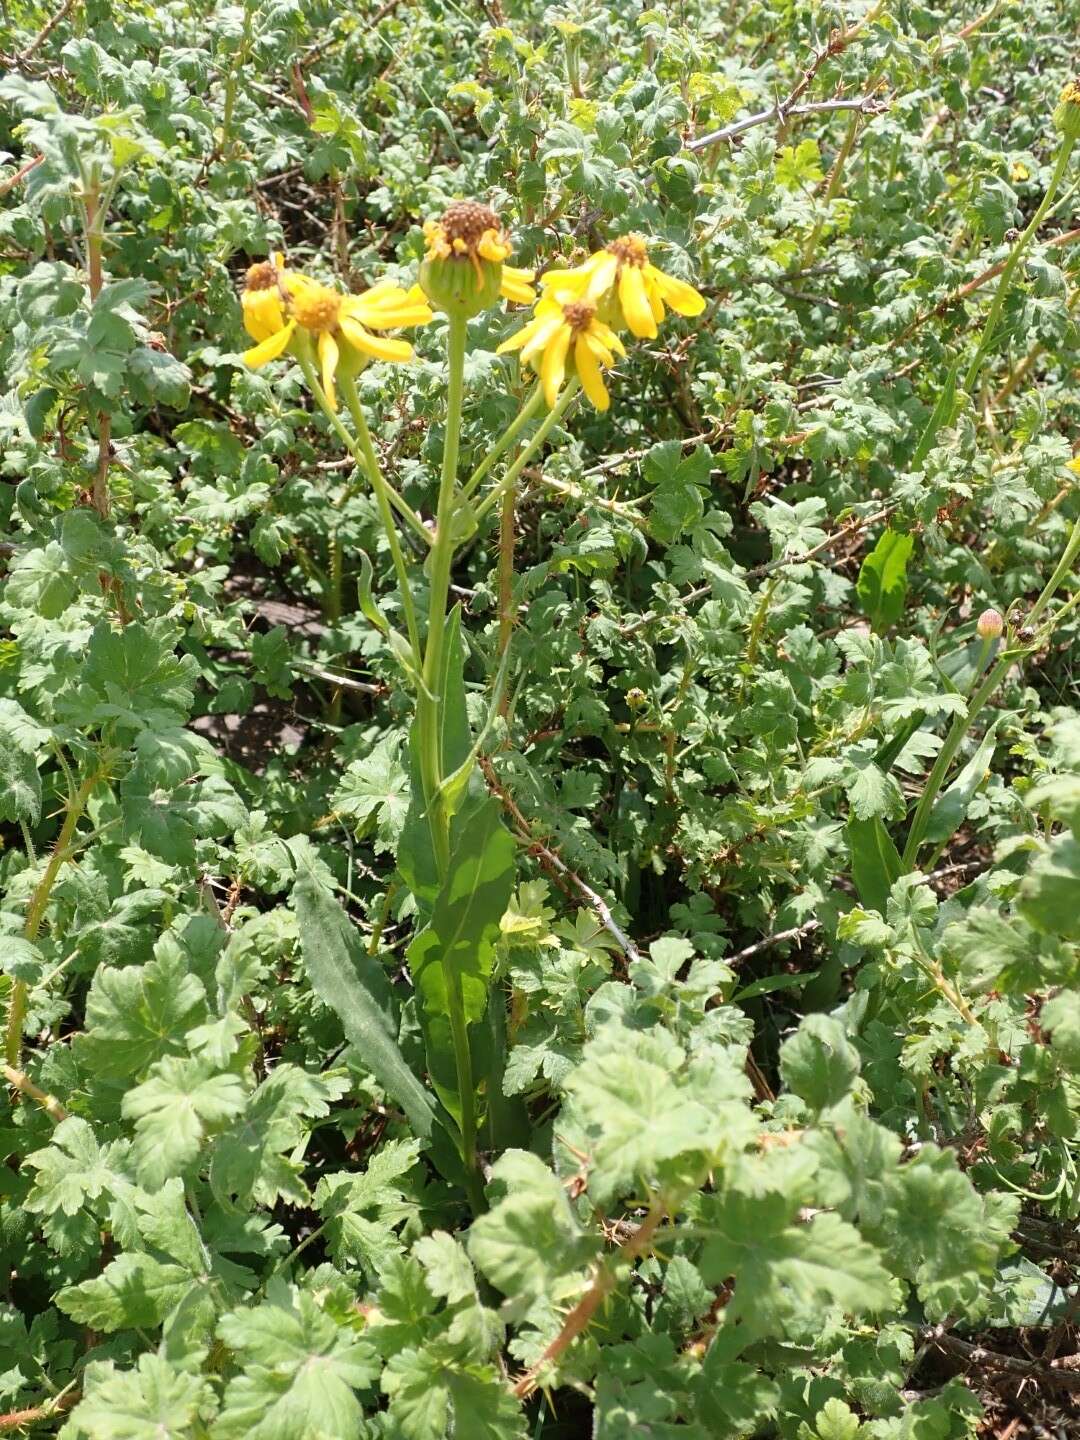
[
  {"x1": 607, "y1": 235, "x2": 648, "y2": 268},
  {"x1": 441, "y1": 201, "x2": 501, "y2": 250},
  {"x1": 563, "y1": 300, "x2": 596, "y2": 333},
  {"x1": 245, "y1": 261, "x2": 278, "y2": 291}
]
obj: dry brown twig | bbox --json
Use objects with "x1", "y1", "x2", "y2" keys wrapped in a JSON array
[{"x1": 922, "y1": 1325, "x2": 1080, "y2": 1392}]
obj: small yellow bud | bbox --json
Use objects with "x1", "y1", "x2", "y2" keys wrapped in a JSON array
[
  {"x1": 626, "y1": 687, "x2": 647, "y2": 711},
  {"x1": 1053, "y1": 79, "x2": 1080, "y2": 141},
  {"x1": 976, "y1": 608, "x2": 1004, "y2": 640}
]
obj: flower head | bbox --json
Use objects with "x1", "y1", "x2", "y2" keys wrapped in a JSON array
[
  {"x1": 241, "y1": 264, "x2": 432, "y2": 408},
  {"x1": 1053, "y1": 79, "x2": 1080, "y2": 141},
  {"x1": 497, "y1": 293, "x2": 625, "y2": 411},
  {"x1": 420, "y1": 201, "x2": 535, "y2": 317},
  {"x1": 540, "y1": 233, "x2": 705, "y2": 339},
  {"x1": 241, "y1": 254, "x2": 290, "y2": 343}
]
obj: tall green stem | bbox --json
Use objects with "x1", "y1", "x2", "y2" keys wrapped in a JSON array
[
  {"x1": 339, "y1": 374, "x2": 422, "y2": 662},
  {"x1": 1028, "y1": 516, "x2": 1080, "y2": 627},
  {"x1": 901, "y1": 651, "x2": 1012, "y2": 869},
  {"x1": 460, "y1": 383, "x2": 544, "y2": 504},
  {"x1": 471, "y1": 380, "x2": 580, "y2": 528},
  {"x1": 220, "y1": 0, "x2": 255, "y2": 154},
  {"x1": 963, "y1": 135, "x2": 1075, "y2": 392},
  {"x1": 416, "y1": 313, "x2": 484, "y2": 1208},
  {"x1": 300, "y1": 359, "x2": 430, "y2": 550},
  {"x1": 418, "y1": 312, "x2": 468, "y2": 854}
]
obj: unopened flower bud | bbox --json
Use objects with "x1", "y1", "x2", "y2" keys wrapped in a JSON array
[
  {"x1": 977, "y1": 608, "x2": 1004, "y2": 640},
  {"x1": 625, "y1": 687, "x2": 647, "y2": 711},
  {"x1": 1053, "y1": 80, "x2": 1080, "y2": 142}
]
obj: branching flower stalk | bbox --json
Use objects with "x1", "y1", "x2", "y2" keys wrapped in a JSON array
[
  {"x1": 9, "y1": 766, "x2": 103, "y2": 1068},
  {"x1": 238, "y1": 208, "x2": 705, "y2": 1212},
  {"x1": 81, "y1": 168, "x2": 115, "y2": 522},
  {"x1": 902, "y1": 517, "x2": 1080, "y2": 868},
  {"x1": 902, "y1": 90, "x2": 1080, "y2": 870}
]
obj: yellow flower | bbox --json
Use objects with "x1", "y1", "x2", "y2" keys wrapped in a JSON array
[
  {"x1": 241, "y1": 255, "x2": 290, "y2": 343},
  {"x1": 540, "y1": 234, "x2": 705, "y2": 339},
  {"x1": 497, "y1": 293, "x2": 625, "y2": 411},
  {"x1": 420, "y1": 201, "x2": 535, "y2": 315},
  {"x1": 242, "y1": 271, "x2": 432, "y2": 409}
]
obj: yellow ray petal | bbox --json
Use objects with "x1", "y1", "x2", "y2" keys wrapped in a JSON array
[
  {"x1": 358, "y1": 278, "x2": 399, "y2": 298},
  {"x1": 496, "y1": 318, "x2": 543, "y2": 355},
  {"x1": 345, "y1": 288, "x2": 432, "y2": 328},
  {"x1": 319, "y1": 330, "x2": 339, "y2": 410},
  {"x1": 583, "y1": 252, "x2": 619, "y2": 302},
  {"x1": 650, "y1": 267, "x2": 706, "y2": 316},
  {"x1": 533, "y1": 294, "x2": 567, "y2": 320},
  {"x1": 540, "y1": 325, "x2": 572, "y2": 408},
  {"x1": 242, "y1": 320, "x2": 296, "y2": 367},
  {"x1": 575, "y1": 335, "x2": 609, "y2": 411},
  {"x1": 520, "y1": 314, "x2": 565, "y2": 365},
  {"x1": 478, "y1": 229, "x2": 512, "y2": 262},
  {"x1": 284, "y1": 271, "x2": 314, "y2": 299},
  {"x1": 619, "y1": 264, "x2": 658, "y2": 338},
  {"x1": 362, "y1": 305, "x2": 433, "y2": 330},
  {"x1": 339, "y1": 314, "x2": 414, "y2": 362},
  {"x1": 242, "y1": 289, "x2": 285, "y2": 343},
  {"x1": 582, "y1": 331, "x2": 615, "y2": 367},
  {"x1": 500, "y1": 265, "x2": 536, "y2": 305},
  {"x1": 592, "y1": 320, "x2": 626, "y2": 357},
  {"x1": 538, "y1": 263, "x2": 593, "y2": 296}
]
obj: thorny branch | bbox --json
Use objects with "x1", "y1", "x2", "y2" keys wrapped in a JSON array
[
  {"x1": 689, "y1": 94, "x2": 889, "y2": 152},
  {"x1": 2, "y1": 1064, "x2": 67, "y2": 1122},
  {"x1": 512, "y1": 1204, "x2": 666, "y2": 1399},
  {"x1": 689, "y1": 0, "x2": 889, "y2": 151},
  {"x1": 18, "y1": 0, "x2": 77, "y2": 63},
  {"x1": 904, "y1": 225, "x2": 1080, "y2": 339},
  {"x1": 0, "y1": 1391, "x2": 77, "y2": 1432},
  {"x1": 0, "y1": 153, "x2": 43, "y2": 197}
]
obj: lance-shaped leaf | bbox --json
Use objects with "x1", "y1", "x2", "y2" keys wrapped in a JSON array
[
  {"x1": 294, "y1": 867, "x2": 441, "y2": 1144},
  {"x1": 846, "y1": 817, "x2": 902, "y2": 913},
  {"x1": 856, "y1": 528, "x2": 914, "y2": 634},
  {"x1": 406, "y1": 798, "x2": 515, "y2": 1121},
  {"x1": 923, "y1": 715, "x2": 1006, "y2": 849}
]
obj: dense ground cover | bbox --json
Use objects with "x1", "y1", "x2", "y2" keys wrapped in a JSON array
[{"x1": 2, "y1": 0, "x2": 1080, "y2": 1435}]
